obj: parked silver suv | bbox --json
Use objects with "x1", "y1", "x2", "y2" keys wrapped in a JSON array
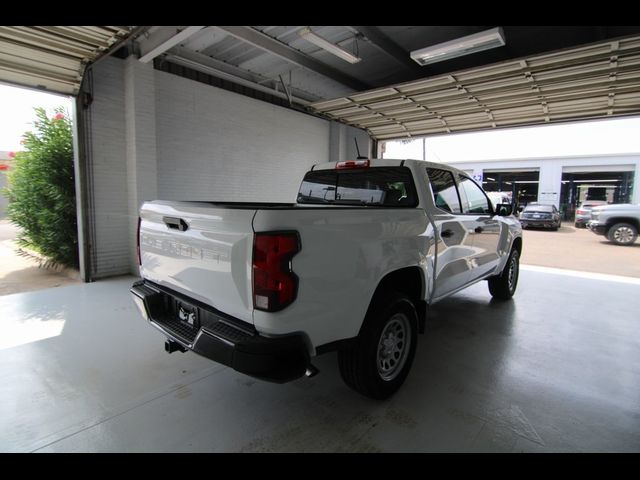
[
  {"x1": 574, "y1": 200, "x2": 607, "y2": 228},
  {"x1": 587, "y1": 204, "x2": 640, "y2": 245}
]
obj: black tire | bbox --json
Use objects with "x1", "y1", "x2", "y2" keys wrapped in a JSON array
[
  {"x1": 338, "y1": 292, "x2": 418, "y2": 400},
  {"x1": 488, "y1": 248, "x2": 520, "y2": 300},
  {"x1": 607, "y1": 223, "x2": 638, "y2": 246}
]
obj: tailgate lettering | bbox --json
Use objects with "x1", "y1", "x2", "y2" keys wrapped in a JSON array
[{"x1": 141, "y1": 234, "x2": 229, "y2": 263}]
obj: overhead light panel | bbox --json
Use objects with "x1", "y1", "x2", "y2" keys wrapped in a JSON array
[
  {"x1": 298, "y1": 27, "x2": 362, "y2": 64},
  {"x1": 410, "y1": 27, "x2": 505, "y2": 66}
]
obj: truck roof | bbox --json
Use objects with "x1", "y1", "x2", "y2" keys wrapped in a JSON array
[{"x1": 311, "y1": 158, "x2": 469, "y2": 176}]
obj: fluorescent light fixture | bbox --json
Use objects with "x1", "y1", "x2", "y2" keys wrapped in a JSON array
[
  {"x1": 298, "y1": 27, "x2": 362, "y2": 64},
  {"x1": 410, "y1": 27, "x2": 505, "y2": 66}
]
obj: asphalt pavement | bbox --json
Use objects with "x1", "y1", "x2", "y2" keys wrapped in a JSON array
[{"x1": 520, "y1": 224, "x2": 640, "y2": 278}]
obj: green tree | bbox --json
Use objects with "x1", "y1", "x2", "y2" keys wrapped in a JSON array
[{"x1": 3, "y1": 107, "x2": 78, "y2": 269}]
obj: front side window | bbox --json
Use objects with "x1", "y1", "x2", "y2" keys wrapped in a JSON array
[
  {"x1": 297, "y1": 167, "x2": 417, "y2": 207},
  {"x1": 459, "y1": 176, "x2": 492, "y2": 214},
  {"x1": 426, "y1": 168, "x2": 462, "y2": 213}
]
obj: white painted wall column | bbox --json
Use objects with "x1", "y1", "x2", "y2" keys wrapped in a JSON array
[
  {"x1": 124, "y1": 56, "x2": 158, "y2": 274},
  {"x1": 536, "y1": 161, "x2": 562, "y2": 207},
  {"x1": 329, "y1": 121, "x2": 372, "y2": 163},
  {"x1": 329, "y1": 122, "x2": 346, "y2": 163}
]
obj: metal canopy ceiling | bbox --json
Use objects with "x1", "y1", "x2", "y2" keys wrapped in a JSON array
[
  {"x1": 129, "y1": 26, "x2": 640, "y2": 138},
  {"x1": 0, "y1": 26, "x2": 140, "y2": 95},
  {"x1": 308, "y1": 35, "x2": 640, "y2": 140},
  {"x1": 5, "y1": 26, "x2": 640, "y2": 138}
]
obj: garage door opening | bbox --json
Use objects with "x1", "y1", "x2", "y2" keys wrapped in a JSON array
[
  {"x1": 0, "y1": 84, "x2": 78, "y2": 296},
  {"x1": 482, "y1": 170, "x2": 540, "y2": 208},
  {"x1": 561, "y1": 169, "x2": 635, "y2": 221}
]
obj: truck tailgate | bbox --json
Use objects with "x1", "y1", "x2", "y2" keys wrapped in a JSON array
[{"x1": 139, "y1": 201, "x2": 256, "y2": 324}]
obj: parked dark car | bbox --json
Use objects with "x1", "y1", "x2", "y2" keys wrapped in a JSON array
[
  {"x1": 574, "y1": 200, "x2": 607, "y2": 228},
  {"x1": 520, "y1": 204, "x2": 562, "y2": 230}
]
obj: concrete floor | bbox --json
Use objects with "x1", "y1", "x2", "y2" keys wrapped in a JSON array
[
  {"x1": 1, "y1": 270, "x2": 639, "y2": 452},
  {"x1": 520, "y1": 225, "x2": 640, "y2": 278}
]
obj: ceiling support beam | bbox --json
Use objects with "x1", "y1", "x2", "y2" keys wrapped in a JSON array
[
  {"x1": 350, "y1": 26, "x2": 424, "y2": 75},
  {"x1": 216, "y1": 25, "x2": 370, "y2": 91},
  {"x1": 164, "y1": 48, "x2": 320, "y2": 103},
  {"x1": 139, "y1": 26, "x2": 205, "y2": 63},
  {"x1": 164, "y1": 54, "x2": 312, "y2": 106}
]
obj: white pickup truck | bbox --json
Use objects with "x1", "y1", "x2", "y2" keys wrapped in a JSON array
[
  {"x1": 131, "y1": 159, "x2": 523, "y2": 399},
  {"x1": 587, "y1": 203, "x2": 640, "y2": 245}
]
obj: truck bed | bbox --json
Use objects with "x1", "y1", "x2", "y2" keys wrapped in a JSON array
[{"x1": 138, "y1": 200, "x2": 429, "y2": 348}]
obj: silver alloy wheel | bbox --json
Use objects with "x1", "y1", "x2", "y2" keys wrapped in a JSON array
[
  {"x1": 508, "y1": 252, "x2": 519, "y2": 292},
  {"x1": 377, "y1": 313, "x2": 411, "y2": 381},
  {"x1": 613, "y1": 226, "x2": 635, "y2": 244}
]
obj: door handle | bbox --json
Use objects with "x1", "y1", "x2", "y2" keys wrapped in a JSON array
[
  {"x1": 163, "y1": 216, "x2": 189, "y2": 231},
  {"x1": 474, "y1": 226, "x2": 484, "y2": 234},
  {"x1": 441, "y1": 229, "x2": 454, "y2": 238}
]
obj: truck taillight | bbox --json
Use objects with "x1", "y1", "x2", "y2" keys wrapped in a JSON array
[
  {"x1": 252, "y1": 232, "x2": 300, "y2": 312},
  {"x1": 336, "y1": 159, "x2": 369, "y2": 169},
  {"x1": 137, "y1": 217, "x2": 142, "y2": 266}
]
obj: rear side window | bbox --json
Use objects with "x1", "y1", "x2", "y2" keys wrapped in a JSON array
[
  {"x1": 426, "y1": 168, "x2": 462, "y2": 213},
  {"x1": 297, "y1": 167, "x2": 418, "y2": 207}
]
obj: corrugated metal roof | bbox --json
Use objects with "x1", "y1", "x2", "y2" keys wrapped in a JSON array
[
  {"x1": 0, "y1": 26, "x2": 140, "y2": 95},
  {"x1": 309, "y1": 36, "x2": 640, "y2": 139}
]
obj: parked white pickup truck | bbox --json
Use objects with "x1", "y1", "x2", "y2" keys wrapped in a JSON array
[
  {"x1": 587, "y1": 203, "x2": 640, "y2": 245},
  {"x1": 131, "y1": 159, "x2": 523, "y2": 399}
]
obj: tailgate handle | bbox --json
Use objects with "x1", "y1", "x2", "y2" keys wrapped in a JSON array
[{"x1": 163, "y1": 216, "x2": 189, "y2": 231}]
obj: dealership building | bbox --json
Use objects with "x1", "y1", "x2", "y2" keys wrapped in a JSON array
[{"x1": 428, "y1": 153, "x2": 639, "y2": 219}]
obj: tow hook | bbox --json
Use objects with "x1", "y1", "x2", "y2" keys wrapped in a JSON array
[
  {"x1": 305, "y1": 364, "x2": 319, "y2": 378},
  {"x1": 165, "y1": 339, "x2": 187, "y2": 354}
]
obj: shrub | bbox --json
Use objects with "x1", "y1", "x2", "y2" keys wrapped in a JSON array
[{"x1": 3, "y1": 107, "x2": 78, "y2": 269}]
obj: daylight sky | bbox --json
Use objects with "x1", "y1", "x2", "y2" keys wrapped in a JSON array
[
  {"x1": 0, "y1": 84, "x2": 72, "y2": 152},
  {"x1": 383, "y1": 115, "x2": 640, "y2": 163}
]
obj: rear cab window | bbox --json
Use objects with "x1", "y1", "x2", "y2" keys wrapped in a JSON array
[
  {"x1": 458, "y1": 175, "x2": 493, "y2": 215},
  {"x1": 426, "y1": 168, "x2": 462, "y2": 213},
  {"x1": 297, "y1": 167, "x2": 418, "y2": 207}
]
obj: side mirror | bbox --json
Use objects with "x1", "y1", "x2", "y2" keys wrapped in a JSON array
[{"x1": 495, "y1": 203, "x2": 513, "y2": 216}]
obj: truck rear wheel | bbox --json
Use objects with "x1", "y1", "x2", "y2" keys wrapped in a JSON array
[
  {"x1": 338, "y1": 292, "x2": 418, "y2": 400},
  {"x1": 607, "y1": 223, "x2": 638, "y2": 246},
  {"x1": 488, "y1": 248, "x2": 520, "y2": 300}
]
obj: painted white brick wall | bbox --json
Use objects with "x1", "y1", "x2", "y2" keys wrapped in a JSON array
[
  {"x1": 89, "y1": 57, "x2": 129, "y2": 278},
  {"x1": 154, "y1": 70, "x2": 330, "y2": 203},
  {"x1": 125, "y1": 57, "x2": 158, "y2": 273},
  {"x1": 88, "y1": 58, "x2": 365, "y2": 277}
]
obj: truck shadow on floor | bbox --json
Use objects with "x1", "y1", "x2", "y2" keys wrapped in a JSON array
[{"x1": 233, "y1": 290, "x2": 522, "y2": 452}]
